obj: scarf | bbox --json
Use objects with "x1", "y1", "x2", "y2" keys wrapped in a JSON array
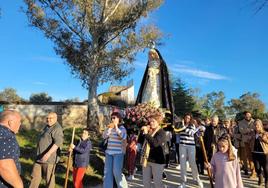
[{"x1": 140, "y1": 127, "x2": 160, "y2": 168}]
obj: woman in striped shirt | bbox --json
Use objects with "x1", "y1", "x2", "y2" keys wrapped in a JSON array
[
  {"x1": 179, "y1": 113, "x2": 203, "y2": 188},
  {"x1": 103, "y1": 112, "x2": 128, "y2": 188}
]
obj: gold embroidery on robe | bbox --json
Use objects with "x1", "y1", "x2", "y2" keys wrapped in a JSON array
[{"x1": 141, "y1": 60, "x2": 162, "y2": 108}]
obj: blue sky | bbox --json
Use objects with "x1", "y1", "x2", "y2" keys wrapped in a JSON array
[{"x1": 0, "y1": 1, "x2": 267, "y2": 108}]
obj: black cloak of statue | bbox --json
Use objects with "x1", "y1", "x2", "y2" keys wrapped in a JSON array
[{"x1": 135, "y1": 48, "x2": 175, "y2": 124}]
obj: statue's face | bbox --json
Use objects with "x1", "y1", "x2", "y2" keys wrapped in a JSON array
[{"x1": 149, "y1": 50, "x2": 159, "y2": 61}]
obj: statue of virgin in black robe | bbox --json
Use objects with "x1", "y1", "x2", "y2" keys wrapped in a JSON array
[{"x1": 135, "y1": 48, "x2": 174, "y2": 123}]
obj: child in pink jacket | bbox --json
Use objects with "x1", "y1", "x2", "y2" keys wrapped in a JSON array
[{"x1": 207, "y1": 133, "x2": 243, "y2": 188}]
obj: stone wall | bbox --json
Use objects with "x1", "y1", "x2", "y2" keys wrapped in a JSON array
[{"x1": 3, "y1": 102, "x2": 116, "y2": 131}]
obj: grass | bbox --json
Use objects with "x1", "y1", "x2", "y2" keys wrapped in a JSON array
[{"x1": 17, "y1": 127, "x2": 105, "y2": 187}]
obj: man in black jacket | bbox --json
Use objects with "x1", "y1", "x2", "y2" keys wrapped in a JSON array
[{"x1": 204, "y1": 115, "x2": 227, "y2": 161}]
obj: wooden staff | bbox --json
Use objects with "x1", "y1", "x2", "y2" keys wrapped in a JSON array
[
  {"x1": 64, "y1": 127, "x2": 76, "y2": 188},
  {"x1": 199, "y1": 135, "x2": 214, "y2": 188},
  {"x1": 172, "y1": 125, "x2": 186, "y2": 133}
]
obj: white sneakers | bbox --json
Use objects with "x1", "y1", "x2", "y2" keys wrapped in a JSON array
[
  {"x1": 127, "y1": 175, "x2": 135, "y2": 181},
  {"x1": 178, "y1": 181, "x2": 203, "y2": 188},
  {"x1": 197, "y1": 179, "x2": 204, "y2": 188},
  {"x1": 178, "y1": 182, "x2": 185, "y2": 188},
  {"x1": 176, "y1": 164, "x2": 180, "y2": 170},
  {"x1": 134, "y1": 167, "x2": 137, "y2": 175}
]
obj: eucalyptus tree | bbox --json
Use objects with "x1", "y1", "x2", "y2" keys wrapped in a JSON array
[
  {"x1": 24, "y1": 0, "x2": 163, "y2": 127},
  {"x1": 229, "y1": 92, "x2": 266, "y2": 120}
]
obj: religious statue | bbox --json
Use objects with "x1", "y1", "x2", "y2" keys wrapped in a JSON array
[{"x1": 135, "y1": 48, "x2": 174, "y2": 123}]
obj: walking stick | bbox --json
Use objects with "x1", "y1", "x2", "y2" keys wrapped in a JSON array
[
  {"x1": 199, "y1": 135, "x2": 214, "y2": 188},
  {"x1": 64, "y1": 127, "x2": 76, "y2": 188}
]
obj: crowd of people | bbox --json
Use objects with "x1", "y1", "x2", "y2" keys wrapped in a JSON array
[
  {"x1": 1, "y1": 109, "x2": 268, "y2": 188},
  {"x1": 102, "y1": 110, "x2": 268, "y2": 188}
]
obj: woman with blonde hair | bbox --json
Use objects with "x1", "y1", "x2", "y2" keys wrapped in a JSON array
[{"x1": 252, "y1": 119, "x2": 268, "y2": 187}]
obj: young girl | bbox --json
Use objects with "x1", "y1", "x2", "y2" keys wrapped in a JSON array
[
  {"x1": 207, "y1": 133, "x2": 243, "y2": 188},
  {"x1": 70, "y1": 128, "x2": 92, "y2": 188}
]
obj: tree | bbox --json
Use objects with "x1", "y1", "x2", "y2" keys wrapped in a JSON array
[
  {"x1": 199, "y1": 91, "x2": 226, "y2": 120},
  {"x1": 172, "y1": 78, "x2": 195, "y2": 117},
  {"x1": 24, "y1": 0, "x2": 163, "y2": 128},
  {"x1": 0, "y1": 88, "x2": 23, "y2": 102},
  {"x1": 64, "y1": 97, "x2": 80, "y2": 103},
  {"x1": 29, "y1": 92, "x2": 53, "y2": 103},
  {"x1": 229, "y1": 92, "x2": 266, "y2": 120},
  {"x1": 252, "y1": 0, "x2": 268, "y2": 13}
]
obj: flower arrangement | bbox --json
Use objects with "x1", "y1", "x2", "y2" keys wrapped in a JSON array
[{"x1": 124, "y1": 102, "x2": 163, "y2": 130}]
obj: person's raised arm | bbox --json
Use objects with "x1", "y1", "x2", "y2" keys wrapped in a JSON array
[
  {"x1": 73, "y1": 141, "x2": 91, "y2": 154},
  {"x1": 0, "y1": 159, "x2": 23, "y2": 188},
  {"x1": 144, "y1": 130, "x2": 165, "y2": 147}
]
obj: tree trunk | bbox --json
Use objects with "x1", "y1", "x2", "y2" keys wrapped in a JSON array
[{"x1": 86, "y1": 74, "x2": 100, "y2": 132}]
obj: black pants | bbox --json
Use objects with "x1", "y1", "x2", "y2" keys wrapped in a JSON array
[
  {"x1": 175, "y1": 143, "x2": 180, "y2": 164},
  {"x1": 165, "y1": 141, "x2": 171, "y2": 166},
  {"x1": 252, "y1": 152, "x2": 268, "y2": 184},
  {"x1": 196, "y1": 146, "x2": 204, "y2": 174}
]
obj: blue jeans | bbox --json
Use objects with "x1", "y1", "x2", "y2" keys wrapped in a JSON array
[{"x1": 103, "y1": 153, "x2": 128, "y2": 188}]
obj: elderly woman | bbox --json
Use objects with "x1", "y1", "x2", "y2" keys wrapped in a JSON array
[
  {"x1": 103, "y1": 112, "x2": 128, "y2": 188},
  {"x1": 252, "y1": 119, "x2": 268, "y2": 187},
  {"x1": 140, "y1": 114, "x2": 166, "y2": 188}
]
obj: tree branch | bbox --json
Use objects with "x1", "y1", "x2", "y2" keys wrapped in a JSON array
[
  {"x1": 254, "y1": 0, "x2": 268, "y2": 14},
  {"x1": 103, "y1": 0, "x2": 122, "y2": 23},
  {"x1": 101, "y1": 0, "x2": 108, "y2": 22},
  {"x1": 44, "y1": 0, "x2": 84, "y2": 41}
]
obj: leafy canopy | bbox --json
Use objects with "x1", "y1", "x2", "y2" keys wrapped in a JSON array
[
  {"x1": 29, "y1": 92, "x2": 53, "y2": 103},
  {"x1": 24, "y1": 0, "x2": 164, "y2": 89}
]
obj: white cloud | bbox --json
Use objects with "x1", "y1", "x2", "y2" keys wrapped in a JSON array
[
  {"x1": 172, "y1": 64, "x2": 229, "y2": 80},
  {"x1": 135, "y1": 61, "x2": 147, "y2": 68}
]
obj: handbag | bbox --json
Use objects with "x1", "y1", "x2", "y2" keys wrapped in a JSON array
[{"x1": 99, "y1": 138, "x2": 108, "y2": 151}]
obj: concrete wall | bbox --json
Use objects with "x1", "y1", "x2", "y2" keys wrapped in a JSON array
[{"x1": 121, "y1": 85, "x2": 134, "y2": 105}]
